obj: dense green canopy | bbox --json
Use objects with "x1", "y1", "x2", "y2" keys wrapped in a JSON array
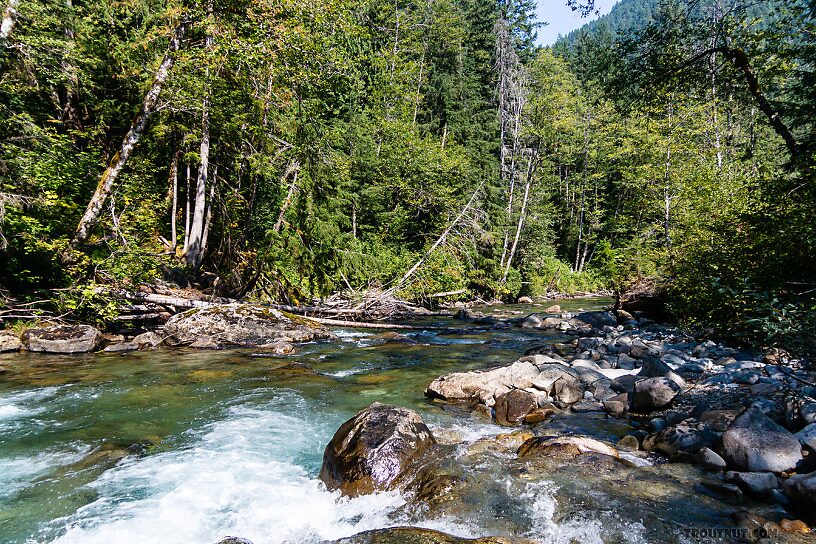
[{"x1": 0, "y1": 0, "x2": 813, "y2": 353}]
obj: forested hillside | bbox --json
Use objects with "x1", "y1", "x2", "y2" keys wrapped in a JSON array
[{"x1": 0, "y1": 0, "x2": 814, "y2": 353}]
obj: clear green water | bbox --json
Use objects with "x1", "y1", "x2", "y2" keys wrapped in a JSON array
[{"x1": 0, "y1": 300, "x2": 803, "y2": 544}]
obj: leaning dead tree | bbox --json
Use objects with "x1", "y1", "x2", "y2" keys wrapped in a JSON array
[
  {"x1": 383, "y1": 183, "x2": 484, "y2": 298},
  {"x1": 72, "y1": 23, "x2": 185, "y2": 246}
]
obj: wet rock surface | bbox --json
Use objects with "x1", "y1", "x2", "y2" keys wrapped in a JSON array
[
  {"x1": 327, "y1": 527, "x2": 536, "y2": 544},
  {"x1": 319, "y1": 402, "x2": 436, "y2": 496}
]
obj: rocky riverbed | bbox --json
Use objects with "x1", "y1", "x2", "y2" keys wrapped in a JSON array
[{"x1": 1, "y1": 300, "x2": 814, "y2": 543}]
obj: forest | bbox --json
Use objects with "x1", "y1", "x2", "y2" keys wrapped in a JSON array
[{"x1": 0, "y1": 0, "x2": 814, "y2": 354}]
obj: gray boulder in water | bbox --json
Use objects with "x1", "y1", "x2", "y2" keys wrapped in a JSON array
[
  {"x1": 21, "y1": 324, "x2": 101, "y2": 353},
  {"x1": 319, "y1": 402, "x2": 436, "y2": 497},
  {"x1": 719, "y1": 406, "x2": 803, "y2": 472},
  {"x1": 424, "y1": 360, "x2": 540, "y2": 407},
  {"x1": 162, "y1": 303, "x2": 335, "y2": 347}
]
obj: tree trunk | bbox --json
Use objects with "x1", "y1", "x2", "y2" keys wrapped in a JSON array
[
  {"x1": 502, "y1": 149, "x2": 536, "y2": 283},
  {"x1": 72, "y1": 24, "x2": 183, "y2": 246},
  {"x1": 183, "y1": 98, "x2": 210, "y2": 269},
  {"x1": 689, "y1": 46, "x2": 801, "y2": 158},
  {"x1": 663, "y1": 102, "x2": 674, "y2": 257},
  {"x1": 182, "y1": 3, "x2": 212, "y2": 269},
  {"x1": 273, "y1": 160, "x2": 299, "y2": 233},
  {"x1": 184, "y1": 162, "x2": 191, "y2": 246},
  {"x1": 201, "y1": 164, "x2": 217, "y2": 256},
  {"x1": 168, "y1": 148, "x2": 179, "y2": 249},
  {"x1": 386, "y1": 184, "x2": 482, "y2": 295},
  {"x1": 574, "y1": 113, "x2": 589, "y2": 272},
  {"x1": 0, "y1": 0, "x2": 19, "y2": 41}
]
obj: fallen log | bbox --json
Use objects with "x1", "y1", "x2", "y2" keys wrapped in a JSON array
[
  {"x1": 106, "y1": 288, "x2": 446, "y2": 320},
  {"x1": 103, "y1": 288, "x2": 470, "y2": 330}
]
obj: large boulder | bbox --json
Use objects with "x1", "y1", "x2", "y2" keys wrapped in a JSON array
[
  {"x1": 162, "y1": 304, "x2": 335, "y2": 347},
  {"x1": 425, "y1": 360, "x2": 539, "y2": 407},
  {"x1": 21, "y1": 324, "x2": 101, "y2": 353},
  {"x1": 719, "y1": 406, "x2": 803, "y2": 472},
  {"x1": 0, "y1": 331, "x2": 21, "y2": 353},
  {"x1": 319, "y1": 403, "x2": 436, "y2": 496},
  {"x1": 531, "y1": 364, "x2": 584, "y2": 405},
  {"x1": 630, "y1": 377, "x2": 681, "y2": 412},
  {"x1": 637, "y1": 356, "x2": 686, "y2": 387},
  {"x1": 494, "y1": 389, "x2": 537, "y2": 426}
]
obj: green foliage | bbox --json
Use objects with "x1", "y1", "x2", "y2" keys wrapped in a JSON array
[{"x1": 0, "y1": 0, "x2": 813, "y2": 361}]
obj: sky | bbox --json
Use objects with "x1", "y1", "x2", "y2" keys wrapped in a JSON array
[{"x1": 535, "y1": 0, "x2": 620, "y2": 45}]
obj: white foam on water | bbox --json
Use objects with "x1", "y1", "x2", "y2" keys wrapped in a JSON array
[
  {"x1": 323, "y1": 368, "x2": 367, "y2": 378},
  {"x1": 520, "y1": 480, "x2": 607, "y2": 544},
  {"x1": 0, "y1": 387, "x2": 63, "y2": 421},
  {"x1": 0, "y1": 446, "x2": 92, "y2": 500},
  {"x1": 521, "y1": 480, "x2": 649, "y2": 544},
  {"x1": 41, "y1": 395, "x2": 484, "y2": 544}
]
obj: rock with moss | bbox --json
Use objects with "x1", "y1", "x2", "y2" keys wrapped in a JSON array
[
  {"x1": 162, "y1": 303, "x2": 336, "y2": 348},
  {"x1": 21, "y1": 324, "x2": 101, "y2": 353}
]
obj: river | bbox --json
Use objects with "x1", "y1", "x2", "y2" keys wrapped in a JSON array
[{"x1": 0, "y1": 299, "x2": 798, "y2": 543}]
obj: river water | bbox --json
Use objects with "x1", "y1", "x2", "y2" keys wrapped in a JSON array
[{"x1": 0, "y1": 300, "x2": 802, "y2": 544}]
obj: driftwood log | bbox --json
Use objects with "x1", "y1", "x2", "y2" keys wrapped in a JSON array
[{"x1": 104, "y1": 288, "x2": 469, "y2": 331}]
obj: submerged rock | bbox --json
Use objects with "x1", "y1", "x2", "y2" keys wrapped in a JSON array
[
  {"x1": 319, "y1": 403, "x2": 435, "y2": 497},
  {"x1": 328, "y1": 526, "x2": 535, "y2": 544},
  {"x1": 719, "y1": 406, "x2": 803, "y2": 472},
  {"x1": 21, "y1": 324, "x2": 101, "y2": 353},
  {"x1": 518, "y1": 435, "x2": 619, "y2": 459},
  {"x1": 162, "y1": 303, "x2": 335, "y2": 348}
]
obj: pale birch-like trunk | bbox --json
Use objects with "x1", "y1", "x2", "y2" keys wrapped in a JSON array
[
  {"x1": 72, "y1": 24, "x2": 183, "y2": 245},
  {"x1": 184, "y1": 162, "x2": 191, "y2": 245},
  {"x1": 0, "y1": 0, "x2": 19, "y2": 41},
  {"x1": 494, "y1": 17, "x2": 526, "y2": 272},
  {"x1": 182, "y1": 98, "x2": 210, "y2": 269},
  {"x1": 273, "y1": 160, "x2": 299, "y2": 233},
  {"x1": 181, "y1": 3, "x2": 212, "y2": 269}
]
